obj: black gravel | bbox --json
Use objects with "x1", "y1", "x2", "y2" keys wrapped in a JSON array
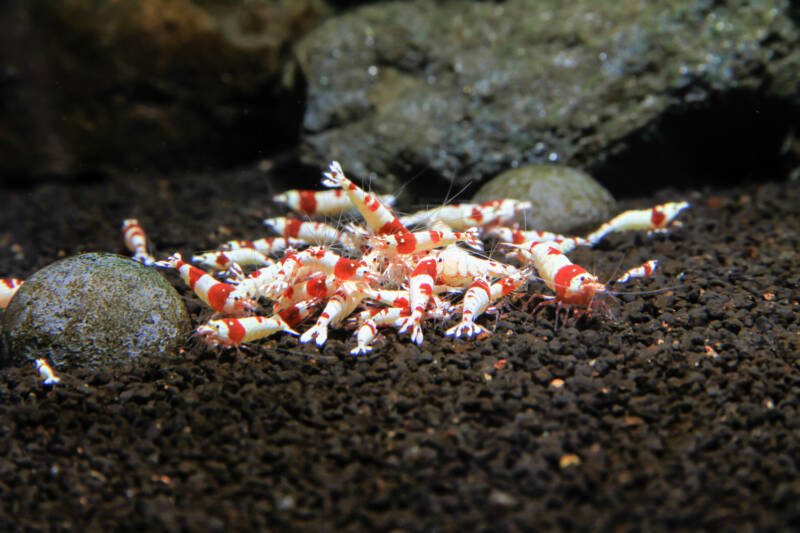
[{"x1": 1, "y1": 170, "x2": 799, "y2": 532}]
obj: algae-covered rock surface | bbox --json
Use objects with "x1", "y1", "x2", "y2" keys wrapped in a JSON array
[
  {"x1": 1, "y1": 252, "x2": 191, "y2": 368},
  {"x1": 298, "y1": 0, "x2": 800, "y2": 191}
]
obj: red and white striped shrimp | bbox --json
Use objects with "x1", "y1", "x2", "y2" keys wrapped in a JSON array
[
  {"x1": 274, "y1": 188, "x2": 397, "y2": 217},
  {"x1": 275, "y1": 298, "x2": 319, "y2": 328},
  {"x1": 196, "y1": 315, "x2": 299, "y2": 347},
  {"x1": 121, "y1": 219, "x2": 156, "y2": 266},
  {"x1": 505, "y1": 236, "x2": 585, "y2": 259},
  {"x1": 259, "y1": 250, "x2": 307, "y2": 299},
  {"x1": 227, "y1": 261, "x2": 288, "y2": 300},
  {"x1": 360, "y1": 287, "x2": 411, "y2": 309},
  {"x1": 490, "y1": 267, "x2": 533, "y2": 300},
  {"x1": 299, "y1": 282, "x2": 367, "y2": 346},
  {"x1": 293, "y1": 247, "x2": 378, "y2": 284},
  {"x1": 510, "y1": 241, "x2": 607, "y2": 324},
  {"x1": 253, "y1": 247, "x2": 370, "y2": 302},
  {"x1": 486, "y1": 227, "x2": 583, "y2": 246},
  {"x1": 349, "y1": 304, "x2": 450, "y2": 355},
  {"x1": 322, "y1": 161, "x2": 409, "y2": 235},
  {"x1": 273, "y1": 273, "x2": 339, "y2": 311},
  {"x1": 585, "y1": 201, "x2": 690, "y2": 245},
  {"x1": 220, "y1": 237, "x2": 306, "y2": 255},
  {"x1": 264, "y1": 217, "x2": 346, "y2": 245},
  {"x1": 395, "y1": 256, "x2": 438, "y2": 345},
  {"x1": 400, "y1": 199, "x2": 532, "y2": 230},
  {"x1": 445, "y1": 267, "x2": 531, "y2": 339},
  {"x1": 360, "y1": 284, "x2": 453, "y2": 309},
  {"x1": 0, "y1": 278, "x2": 23, "y2": 308},
  {"x1": 191, "y1": 249, "x2": 273, "y2": 270},
  {"x1": 157, "y1": 253, "x2": 255, "y2": 314},
  {"x1": 351, "y1": 307, "x2": 409, "y2": 355},
  {"x1": 445, "y1": 277, "x2": 492, "y2": 339},
  {"x1": 35, "y1": 358, "x2": 61, "y2": 386},
  {"x1": 369, "y1": 227, "x2": 483, "y2": 256},
  {"x1": 614, "y1": 260, "x2": 658, "y2": 284},
  {"x1": 434, "y1": 245, "x2": 518, "y2": 287}
]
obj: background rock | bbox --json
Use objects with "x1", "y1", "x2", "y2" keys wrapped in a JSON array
[
  {"x1": 473, "y1": 164, "x2": 616, "y2": 234},
  {"x1": 1, "y1": 253, "x2": 191, "y2": 368},
  {"x1": 297, "y1": 0, "x2": 800, "y2": 194},
  {"x1": 0, "y1": 0, "x2": 329, "y2": 180}
]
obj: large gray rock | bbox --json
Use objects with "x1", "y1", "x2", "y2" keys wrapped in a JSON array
[
  {"x1": 297, "y1": 0, "x2": 799, "y2": 192},
  {"x1": 1, "y1": 253, "x2": 191, "y2": 369},
  {"x1": 473, "y1": 165, "x2": 615, "y2": 234},
  {"x1": 0, "y1": 0, "x2": 329, "y2": 178}
]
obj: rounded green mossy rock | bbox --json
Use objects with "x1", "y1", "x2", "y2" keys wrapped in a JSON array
[
  {"x1": 472, "y1": 164, "x2": 616, "y2": 234},
  {"x1": 1, "y1": 253, "x2": 191, "y2": 369}
]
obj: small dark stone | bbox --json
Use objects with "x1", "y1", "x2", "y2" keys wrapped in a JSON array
[{"x1": 1, "y1": 253, "x2": 191, "y2": 369}]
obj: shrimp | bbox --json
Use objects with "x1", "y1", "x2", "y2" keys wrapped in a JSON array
[
  {"x1": 349, "y1": 304, "x2": 450, "y2": 355},
  {"x1": 300, "y1": 282, "x2": 367, "y2": 346},
  {"x1": 585, "y1": 201, "x2": 690, "y2": 245},
  {"x1": 227, "y1": 261, "x2": 289, "y2": 300},
  {"x1": 274, "y1": 298, "x2": 319, "y2": 328},
  {"x1": 614, "y1": 260, "x2": 658, "y2": 284},
  {"x1": 259, "y1": 250, "x2": 306, "y2": 299},
  {"x1": 504, "y1": 236, "x2": 585, "y2": 259},
  {"x1": 369, "y1": 228, "x2": 483, "y2": 256},
  {"x1": 35, "y1": 359, "x2": 61, "y2": 386},
  {"x1": 273, "y1": 273, "x2": 339, "y2": 312},
  {"x1": 258, "y1": 248, "x2": 350, "y2": 301},
  {"x1": 510, "y1": 241, "x2": 607, "y2": 326},
  {"x1": 121, "y1": 219, "x2": 156, "y2": 266},
  {"x1": 263, "y1": 246, "x2": 378, "y2": 299},
  {"x1": 0, "y1": 278, "x2": 23, "y2": 309},
  {"x1": 434, "y1": 245, "x2": 518, "y2": 287},
  {"x1": 264, "y1": 217, "x2": 346, "y2": 245},
  {"x1": 359, "y1": 285, "x2": 453, "y2": 319},
  {"x1": 400, "y1": 199, "x2": 532, "y2": 231},
  {"x1": 274, "y1": 188, "x2": 396, "y2": 217},
  {"x1": 156, "y1": 253, "x2": 255, "y2": 314},
  {"x1": 322, "y1": 161, "x2": 409, "y2": 235},
  {"x1": 191, "y1": 249, "x2": 273, "y2": 270},
  {"x1": 359, "y1": 287, "x2": 412, "y2": 309},
  {"x1": 485, "y1": 227, "x2": 583, "y2": 247},
  {"x1": 293, "y1": 247, "x2": 378, "y2": 284},
  {"x1": 219, "y1": 237, "x2": 306, "y2": 255},
  {"x1": 196, "y1": 315, "x2": 299, "y2": 347},
  {"x1": 351, "y1": 307, "x2": 410, "y2": 355},
  {"x1": 445, "y1": 277, "x2": 492, "y2": 339},
  {"x1": 445, "y1": 268, "x2": 531, "y2": 339},
  {"x1": 395, "y1": 256, "x2": 438, "y2": 345}
]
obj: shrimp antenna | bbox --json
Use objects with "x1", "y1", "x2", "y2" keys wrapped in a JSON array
[{"x1": 605, "y1": 284, "x2": 686, "y2": 297}]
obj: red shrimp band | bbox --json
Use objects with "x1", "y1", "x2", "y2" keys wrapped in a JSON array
[
  {"x1": 208, "y1": 283, "x2": 236, "y2": 311},
  {"x1": 333, "y1": 258, "x2": 357, "y2": 279},
  {"x1": 378, "y1": 218, "x2": 408, "y2": 235},
  {"x1": 223, "y1": 319, "x2": 247, "y2": 344},
  {"x1": 553, "y1": 264, "x2": 588, "y2": 301},
  {"x1": 650, "y1": 208, "x2": 666, "y2": 227},
  {"x1": 298, "y1": 190, "x2": 317, "y2": 214}
]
